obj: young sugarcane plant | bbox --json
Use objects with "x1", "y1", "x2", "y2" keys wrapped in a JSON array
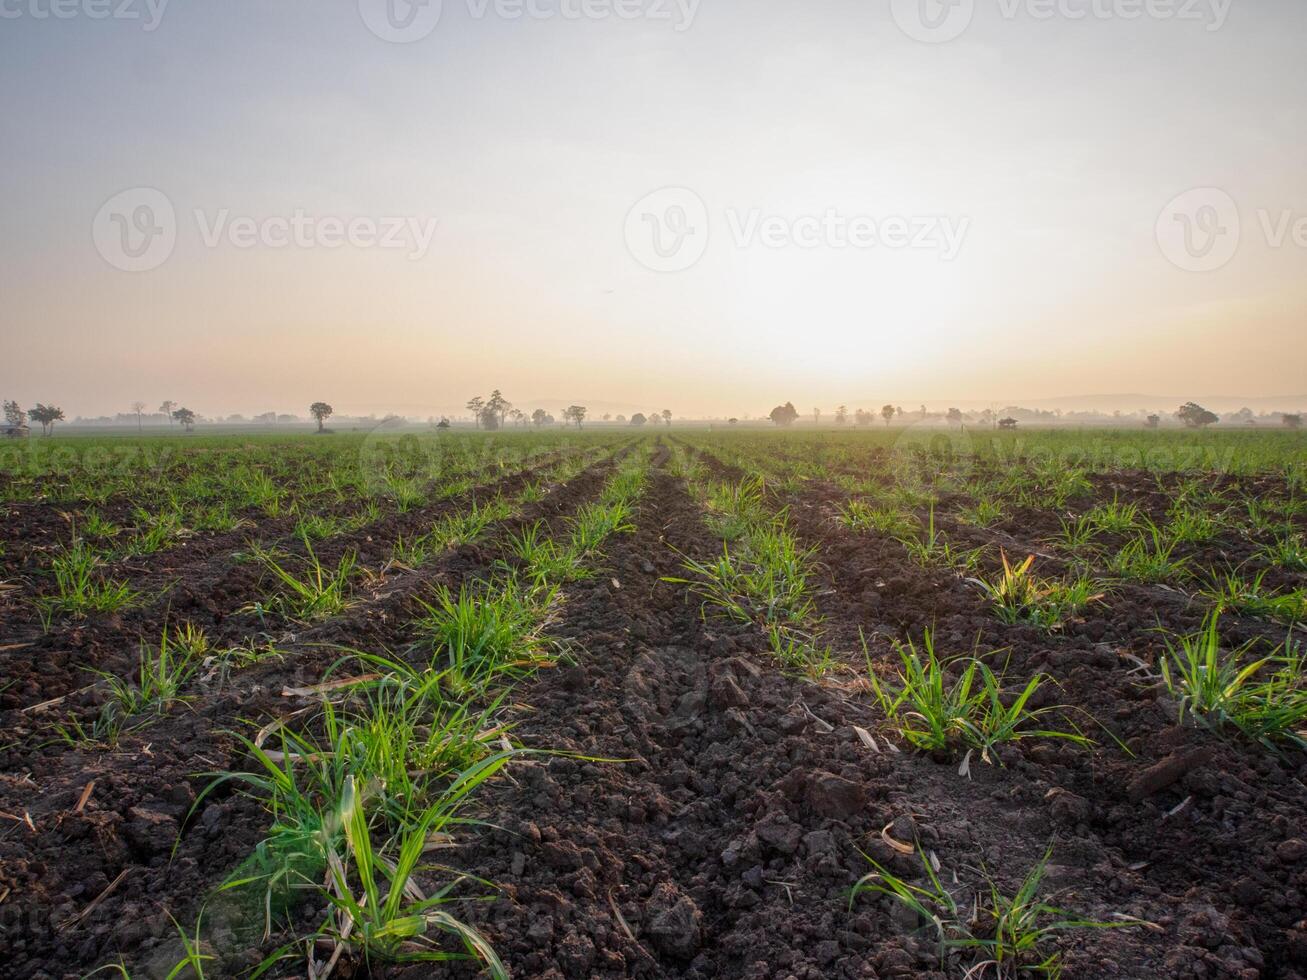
[
  {"x1": 896, "y1": 506, "x2": 980, "y2": 572},
  {"x1": 411, "y1": 580, "x2": 557, "y2": 695},
  {"x1": 1257, "y1": 530, "x2": 1307, "y2": 571},
  {"x1": 838, "y1": 499, "x2": 918, "y2": 538},
  {"x1": 249, "y1": 534, "x2": 361, "y2": 622},
  {"x1": 1104, "y1": 522, "x2": 1190, "y2": 584},
  {"x1": 865, "y1": 631, "x2": 1089, "y2": 763},
  {"x1": 1200, "y1": 568, "x2": 1306, "y2": 624},
  {"x1": 36, "y1": 536, "x2": 138, "y2": 625},
  {"x1": 1158, "y1": 613, "x2": 1307, "y2": 748},
  {"x1": 82, "y1": 625, "x2": 207, "y2": 742},
  {"x1": 319, "y1": 771, "x2": 508, "y2": 975},
  {"x1": 971, "y1": 553, "x2": 1101, "y2": 630},
  {"x1": 851, "y1": 845, "x2": 1140, "y2": 978}
]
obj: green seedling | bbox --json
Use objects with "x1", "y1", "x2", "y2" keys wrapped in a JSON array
[
  {"x1": 250, "y1": 535, "x2": 360, "y2": 621},
  {"x1": 412, "y1": 581, "x2": 556, "y2": 694},
  {"x1": 1104, "y1": 523, "x2": 1190, "y2": 583},
  {"x1": 852, "y1": 846, "x2": 1134, "y2": 977},
  {"x1": 37, "y1": 538, "x2": 138, "y2": 624},
  {"x1": 839, "y1": 499, "x2": 918, "y2": 538},
  {"x1": 1158, "y1": 613, "x2": 1307, "y2": 748},
  {"x1": 866, "y1": 631, "x2": 1087, "y2": 761},
  {"x1": 973, "y1": 554, "x2": 1101, "y2": 630}
]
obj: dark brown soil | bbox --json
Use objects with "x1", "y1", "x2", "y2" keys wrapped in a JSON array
[
  {"x1": 2, "y1": 444, "x2": 1306, "y2": 980},
  {"x1": 0, "y1": 450, "x2": 622, "y2": 978},
  {"x1": 0, "y1": 447, "x2": 597, "y2": 717}
]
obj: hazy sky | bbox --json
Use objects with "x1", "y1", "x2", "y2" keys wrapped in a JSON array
[{"x1": 2, "y1": 0, "x2": 1305, "y2": 419}]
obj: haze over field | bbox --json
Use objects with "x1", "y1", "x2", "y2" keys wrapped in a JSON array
[{"x1": 2, "y1": 0, "x2": 1306, "y2": 419}]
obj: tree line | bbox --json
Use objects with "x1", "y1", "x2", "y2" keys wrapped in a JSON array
[
  {"x1": 769, "y1": 402, "x2": 919, "y2": 427},
  {"x1": 766, "y1": 400, "x2": 1303, "y2": 430},
  {"x1": 464, "y1": 391, "x2": 673, "y2": 430},
  {"x1": 6, "y1": 394, "x2": 1301, "y2": 437}
]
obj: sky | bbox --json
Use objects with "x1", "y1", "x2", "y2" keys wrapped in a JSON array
[{"x1": 1, "y1": 0, "x2": 1305, "y2": 420}]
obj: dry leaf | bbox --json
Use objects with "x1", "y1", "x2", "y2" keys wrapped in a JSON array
[
  {"x1": 800, "y1": 702, "x2": 834, "y2": 733},
  {"x1": 281, "y1": 674, "x2": 381, "y2": 698},
  {"x1": 880, "y1": 823, "x2": 914, "y2": 855},
  {"x1": 1111, "y1": 913, "x2": 1164, "y2": 932},
  {"x1": 852, "y1": 726, "x2": 880, "y2": 753}
]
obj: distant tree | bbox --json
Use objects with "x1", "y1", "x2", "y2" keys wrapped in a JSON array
[
  {"x1": 602, "y1": 413, "x2": 612, "y2": 422},
  {"x1": 767, "y1": 402, "x2": 799, "y2": 427},
  {"x1": 1283, "y1": 414, "x2": 1303, "y2": 429},
  {"x1": 978, "y1": 409, "x2": 996, "y2": 429},
  {"x1": 881, "y1": 404, "x2": 895, "y2": 426},
  {"x1": 812, "y1": 407, "x2": 822, "y2": 425},
  {"x1": 630, "y1": 413, "x2": 648, "y2": 427},
  {"x1": 486, "y1": 390, "x2": 511, "y2": 429},
  {"x1": 479, "y1": 405, "x2": 501, "y2": 431},
  {"x1": 466, "y1": 396, "x2": 485, "y2": 428},
  {"x1": 615, "y1": 414, "x2": 627, "y2": 424},
  {"x1": 947, "y1": 407, "x2": 963, "y2": 427},
  {"x1": 131, "y1": 400, "x2": 146, "y2": 432},
  {"x1": 565, "y1": 405, "x2": 588, "y2": 429},
  {"x1": 510, "y1": 409, "x2": 526, "y2": 427},
  {"x1": 834, "y1": 405, "x2": 848, "y2": 425},
  {"x1": 28, "y1": 404, "x2": 66, "y2": 436},
  {"x1": 918, "y1": 404, "x2": 927, "y2": 418},
  {"x1": 436, "y1": 417, "x2": 451, "y2": 429},
  {"x1": 172, "y1": 407, "x2": 196, "y2": 432},
  {"x1": 1176, "y1": 402, "x2": 1219, "y2": 429},
  {"x1": 1145, "y1": 414, "x2": 1161, "y2": 429},
  {"x1": 896, "y1": 406, "x2": 904, "y2": 417},
  {"x1": 4, "y1": 400, "x2": 25, "y2": 429},
  {"x1": 661, "y1": 409, "x2": 672, "y2": 427},
  {"x1": 728, "y1": 418, "x2": 739, "y2": 425},
  {"x1": 310, "y1": 402, "x2": 334, "y2": 433},
  {"x1": 159, "y1": 400, "x2": 176, "y2": 427},
  {"x1": 855, "y1": 408, "x2": 872, "y2": 426},
  {"x1": 998, "y1": 417, "x2": 1018, "y2": 430},
  {"x1": 531, "y1": 408, "x2": 549, "y2": 427}
]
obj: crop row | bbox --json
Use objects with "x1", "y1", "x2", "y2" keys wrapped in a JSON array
[{"x1": 48, "y1": 447, "x2": 656, "y2": 977}]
